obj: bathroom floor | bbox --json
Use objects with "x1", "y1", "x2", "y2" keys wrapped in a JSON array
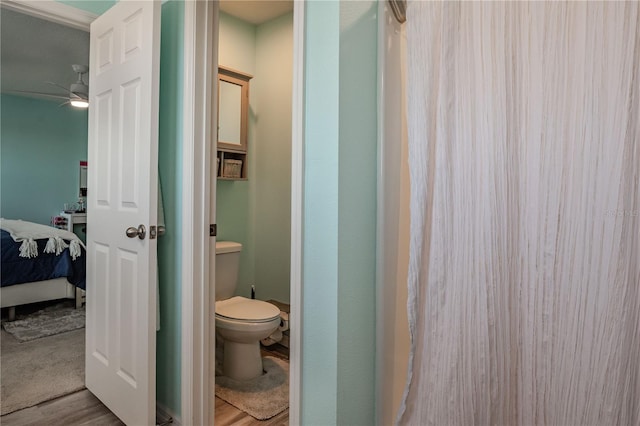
[{"x1": 215, "y1": 342, "x2": 290, "y2": 426}]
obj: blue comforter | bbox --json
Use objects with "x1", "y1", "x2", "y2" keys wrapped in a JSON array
[{"x1": 1, "y1": 230, "x2": 86, "y2": 289}]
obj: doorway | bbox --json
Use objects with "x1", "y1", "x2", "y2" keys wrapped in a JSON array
[
  {"x1": 0, "y1": 5, "x2": 114, "y2": 423},
  {"x1": 1, "y1": 2, "x2": 165, "y2": 424},
  {"x1": 213, "y1": 3, "x2": 293, "y2": 424},
  {"x1": 181, "y1": 1, "x2": 304, "y2": 424}
]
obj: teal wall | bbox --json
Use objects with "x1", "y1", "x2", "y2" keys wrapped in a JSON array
[
  {"x1": 58, "y1": 0, "x2": 115, "y2": 15},
  {"x1": 0, "y1": 94, "x2": 88, "y2": 226},
  {"x1": 156, "y1": 0, "x2": 183, "y2": 416},
  {"x1": 302, "y1": 1, "x2": 378, "y2": 424}
]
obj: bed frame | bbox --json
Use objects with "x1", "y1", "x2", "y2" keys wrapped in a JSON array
[{"x1": 1, "y1": 279, "x2": 85, "y2": 321}]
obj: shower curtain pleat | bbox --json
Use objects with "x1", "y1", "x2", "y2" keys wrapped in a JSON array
[{"x1": 399, "y1": 2, "x2": 640, "y2": 425}]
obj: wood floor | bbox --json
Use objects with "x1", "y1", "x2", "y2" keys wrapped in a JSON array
[
  {"x1": 2, "y1": 300, "x2": 290, "y2": 426},
  {"x1": 1, "y1": 344, "x2": 290, "y2": 426},
  {"x1": 0, "y1": 389, "x2": 124, "y2": 426},
  {"x1": 1, "y1": 390, "x2": 288, "y2": 426}
]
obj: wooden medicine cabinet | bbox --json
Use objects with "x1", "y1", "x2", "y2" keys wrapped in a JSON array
[{"x1": 217, "y1": 66, "x2": 252, "y2": 180}]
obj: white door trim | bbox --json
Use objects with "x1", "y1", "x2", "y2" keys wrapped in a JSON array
[
  {"x1": 0, "y1": 0, "x2": 96, "y2": 31},
  {"x1": 181, "y1": 1, "x2": 216, "y2": 425},
  {"x1": 288, "y1": 1, "x2": 305, "y2": 424},
  {"x1": 182, "y1": 1, "x2": 304, "y2": 424}
]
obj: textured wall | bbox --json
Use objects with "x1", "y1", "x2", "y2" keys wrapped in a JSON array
[{"x1": 401, "y1": 2, "x2": 640, "y2": 425}]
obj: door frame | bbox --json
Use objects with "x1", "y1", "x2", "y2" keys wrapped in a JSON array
[
  {"x1": 181, "y1": 1, "x2": 304, "y2": 424},
  {"x1": 4, "y1": 1, "x2": 305, "y2": 423},
  {"x1": 0, "y1": 0, "x2": 95, "y2": 30}
]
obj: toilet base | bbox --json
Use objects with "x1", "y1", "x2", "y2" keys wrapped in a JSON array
[{"x1": 222, "y1": 340, "x2": 264, "y2": 381}]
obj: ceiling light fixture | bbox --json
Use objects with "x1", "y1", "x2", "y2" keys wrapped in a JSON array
[{"x1": 70, "y1": 98, "x2": 89, "y2": 108}]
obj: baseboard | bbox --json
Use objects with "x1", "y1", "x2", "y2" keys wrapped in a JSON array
[{"x1": 156, "y1": 402, "x2": 181, "y2": 426}]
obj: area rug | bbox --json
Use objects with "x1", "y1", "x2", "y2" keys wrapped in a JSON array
[
  {"x1": 0, "y1": 328, "x2": 85, "y2": 415},
  {"x1": 215, "y1": 356, "x2": 289, "y2": 420},
  {"x1": 2, "y1": 304, "x2": 85, "y2": 342}
]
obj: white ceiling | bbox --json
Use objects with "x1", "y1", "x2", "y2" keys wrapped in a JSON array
[
  {"x1": 0, "y1": 1, "x2": 292, "y2": 101},
  {"x1": 1, "y1": 8, "x2": 89, "y2": 100}
]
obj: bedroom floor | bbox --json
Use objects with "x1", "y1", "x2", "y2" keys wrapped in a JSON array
[
  {"x1": 0, "y1": 300, "x2": 96, "y2": 425},
  {"x1": 0, "y1": 389, "x2": 123, "y2": 426}
]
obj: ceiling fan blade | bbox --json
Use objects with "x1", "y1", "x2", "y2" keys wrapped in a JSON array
[
  {"x1": 71, "y1": 92, "x2": 88, "y2": 101},
  {"x1": 6, "y1": 90, "x2": 69, "y2": 100},
  {"x1": 45, "y1": 81, "x2": 72, "y2": 92},
  {"x1": 58, "y1": 100, "x2": 71, "y2": 108}
]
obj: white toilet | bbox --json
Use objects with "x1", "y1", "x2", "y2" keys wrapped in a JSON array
[{"x1": 214, "y1": 241, "x2": 281, "y2": 381}]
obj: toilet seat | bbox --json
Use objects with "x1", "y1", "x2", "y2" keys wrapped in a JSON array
[{"x1": 215, "y1": 296, "x2": 280, "y2": 323}]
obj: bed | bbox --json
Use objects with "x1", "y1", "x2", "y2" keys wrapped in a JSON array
[{"x1": 1, "y1": 219, "x2": 86, "y2": 320}]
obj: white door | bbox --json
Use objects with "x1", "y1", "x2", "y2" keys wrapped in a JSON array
[{"x1": 85, "y1": 1, "x2": 161, "y2": 425}]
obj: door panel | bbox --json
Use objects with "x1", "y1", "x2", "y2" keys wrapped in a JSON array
[{"x1": 86, "y1": 2, "x2": 160, "y2": 425}]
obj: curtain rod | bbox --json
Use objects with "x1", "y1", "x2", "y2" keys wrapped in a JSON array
[{"x1": 389, "y1": 0, "x2": 406, "y2": 24}]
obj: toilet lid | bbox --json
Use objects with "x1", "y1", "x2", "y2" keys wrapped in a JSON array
[{"x1": 215, "y1": 296, "x2": 280, "y2": 321}]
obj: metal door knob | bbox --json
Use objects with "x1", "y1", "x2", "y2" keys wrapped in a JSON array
[{"x1": 126, "y1": 224, "x2": 146, "y2": 240}]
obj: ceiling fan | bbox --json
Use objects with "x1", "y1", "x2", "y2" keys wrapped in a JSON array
[{"x1": 11, "y1": 64, "x2": 89, "y2": 108}]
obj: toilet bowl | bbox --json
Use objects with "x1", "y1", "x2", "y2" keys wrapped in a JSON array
[
  {"x1": 215, "y1": 296, "x2": 281, "y2": 380},
  {"x1": 213, "y1": 241, "x2": 281, "y2": 381}
]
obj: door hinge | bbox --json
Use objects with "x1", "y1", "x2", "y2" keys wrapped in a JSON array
[{"x1": 210, "y1": 224, "x2": 217, "y2": 237}]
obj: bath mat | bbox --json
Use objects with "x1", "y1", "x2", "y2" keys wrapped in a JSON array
[
  {"x1": 2, "y1": 303, "x2": 85, "y2": 342},
  {"x1": 215, "y1": 356, "x2": 289, "y2": 420}
]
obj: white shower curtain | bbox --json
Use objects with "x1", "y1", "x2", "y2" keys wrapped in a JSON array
[{"x1": 400, "y1": 2, "x2": 639, "y2": 425}]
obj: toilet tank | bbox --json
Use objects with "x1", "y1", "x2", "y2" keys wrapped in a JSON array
[{"x1": 215, "y1": 241, "x2": 242, "y2": 301}]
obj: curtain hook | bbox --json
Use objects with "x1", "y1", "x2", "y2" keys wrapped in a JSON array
[{"x1": 388, "y1": 0, "x2": 407, "y2": 24}]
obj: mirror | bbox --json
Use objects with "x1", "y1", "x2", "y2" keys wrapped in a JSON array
[
  {"x1": 219, "y1": 81, "x2": 242, "y2": 145},
  {"x1": 79, "y1": 161, "x2": 87, "y2": 197},
  {"x1": 217, "y1": 66, "x2": 252, "y2": 152}
]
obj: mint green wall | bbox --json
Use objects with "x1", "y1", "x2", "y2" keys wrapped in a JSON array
[
  {"x1": 302, "y1": 2, "x2": 341, "y2": 423},
  {"x1": 217, "y1": 12, "x2": 293, "y2": 304},
  {"x1": 336, "y1": 2, "x2": 378, "y2": 423},
  {"x1": 0, "y1": 94, "x2": 88, "y2": 226},
  {"x1": 58, "y1": 0, "x2": 115, "y2": 15},
  {"x1": 217, "y1": 12, "x2": 257, "y2": 300},
  {"x1": 302, "y1": 1, "x2": 378, "y2": 424},
  {"x1": 218, "y1": 13, "x2": 256, "y2": 75},
  {"x1": 253, "y1": 13, "x2": 293, "y2": 304},
  {"x1": 156, "y1": 0, "x2": 183, "y2": 415}
]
